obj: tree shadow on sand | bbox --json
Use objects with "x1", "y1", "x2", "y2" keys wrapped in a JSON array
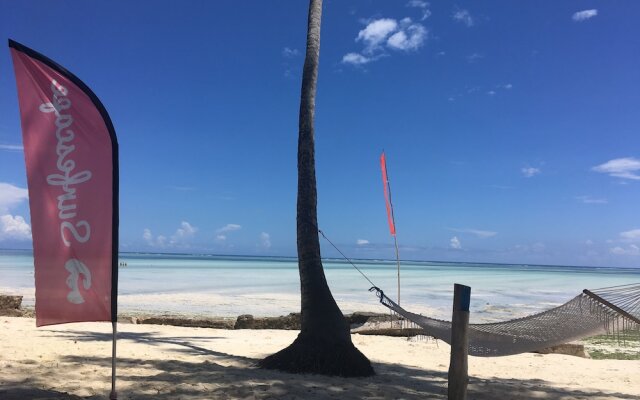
[
  {"x1": 0, "y1": 388, "x2": 84, "y2": 400},
  {"x1": 9, "y1": 329, "x2": 639, "y2": 400}
]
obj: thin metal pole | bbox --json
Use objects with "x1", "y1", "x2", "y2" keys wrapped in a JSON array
[
  {"x1": 393, "y1": 235, "x2": 401, "y2": 329},
  {"x1": 393, "y1": 235, "x2": 400, "y2": 306},
  {"x1": 109, "y1": 321, "x2": 117, "y2": 400}
]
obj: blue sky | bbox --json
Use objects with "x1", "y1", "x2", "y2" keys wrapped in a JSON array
[{"x1": 1, "y1": 1, "x2": 639, "y2": 267}]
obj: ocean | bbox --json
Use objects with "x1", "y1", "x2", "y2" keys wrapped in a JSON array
[{"x1": 1, "y1": 249, "x2": 639, "y2": 323}]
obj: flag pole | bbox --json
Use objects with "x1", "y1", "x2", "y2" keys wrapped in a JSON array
[
  {"x1": 110, "y1": 321, "x2": 117, "y2": 400},
  {"x1": 381, "y1": 152, "x2": 401, "y2": 308}
]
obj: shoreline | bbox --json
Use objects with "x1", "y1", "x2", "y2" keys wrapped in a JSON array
[{"x1": 1, "y1": 316, "x2": 639, "y2": 400}]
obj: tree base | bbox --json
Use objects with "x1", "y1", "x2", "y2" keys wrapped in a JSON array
[{"x1": 258, "y1": 333, "x2": 374, "y2": 377}]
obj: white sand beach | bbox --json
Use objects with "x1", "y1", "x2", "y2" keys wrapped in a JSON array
[{"x1": 1, "y1": 316, "x2": 639, "y2": 400}]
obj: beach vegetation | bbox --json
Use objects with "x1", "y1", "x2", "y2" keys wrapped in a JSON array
[{"x1": 583, "y1": 332, "x2": 640, "y2": 360}]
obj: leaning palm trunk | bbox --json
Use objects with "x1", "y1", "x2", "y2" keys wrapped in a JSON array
[{"x1": 258, "y1": 0, "x2": 373, "y2": 377}]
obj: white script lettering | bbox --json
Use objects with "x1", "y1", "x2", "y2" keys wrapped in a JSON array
[
  {"x1": 65, "y1": 259, "x2": 92, "y2": 304},
  {"x1": 40, "y1": 80, "x2": 93, "y2": 224},
  {"x1": 40, "y1": 80, "x2": 94, "y2": 304}
]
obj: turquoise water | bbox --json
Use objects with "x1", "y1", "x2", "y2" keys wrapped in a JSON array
[{"x1": 1, "y1": 249, "x2": 639, "y2": 322}]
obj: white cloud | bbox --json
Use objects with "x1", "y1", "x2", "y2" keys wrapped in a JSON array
[
  {"x1": 449, "y1": 228, "x2": 497, "y2": 238},
  {"x1": 0, "y1": 144, "x2": 23, "y2": 152},
  {"x1": 282, "y1": 47, "x2": 299, "y2": 57},
  {"x1": 532, "y1": 242, "x2": 545, "y2": 252},
  {"x1": 487, "y1": 90, "x2": 496, "y2": 96},
  {"x1": 260, "y1": 232, "x2": 271, "y2": 249},
  {"x1": 572, "y1": 9, "x2": 598, "y2": 22},
  {"x1": 143, "y1": 228, "x2": 169, "y2": 247},
  {"x1": 217, "y1": 223, "x2": 242, "y2": 234},
  {"x1": 144, "y1": 221, "x2": 197, "y2": 247},
  {"x1": 466, "y1": 53, "x2": 483, "y2": 63},
  {"x1": 172, "y1": 221, "x2": 197, "y2": 241},
  {"x1": 0, "y1": 214, "x2": 31, "y2": 241},
  {"x1": 216, "y1": 234, "x2": 227, "y2": 242},
  {"x1": 576, "y1": 195, "x2": 607, "y2": 204},
  {"x1": 521, "y1": 167, "x2": 541, "y2": 178},
  {"x1": 342, "y1": 53, "x2": 372, "y2": 65},
  {"x1": 585, "y1": 239, "x2": 594, "y2": 246},
  {"x1": 620, "y1": 229, "x2": 640, "y2": 242},
  {"x1": 453, "y1": 9, "x2": 474, "y2": 27},
  {"x1": 610, "y1": 244, "x2": 640, "y2": 256},
  {"x1": 357, "y1": 18, "x2": 399, "y2": 53},
  {"x1": 0, "y1": 183, "x2": 28, "y2": 214},
  {"x1": 344, "y1": 17, "x2": 427, "y2": 66},
  {"x1": 387, "y1": 22, "x2": 427, "y2": 51},
  {"x1": 406, "y1": 0, "x2": 431, "y2": 21},
  {"x1": 357, "y1": 239, "x2": 370, "y2": 245},
  {"x1": 504, "y1": 84, "x2": 513, "y2": 89},
  {"x1": 592, "y1": 157, "x2": 640, "y2": 180},
  {"x1": 143, "y1": 228, "x2": 152, "y2": 242},
  {"x1": 450, "y1": 236, "x2": 462, "y2": 249}
]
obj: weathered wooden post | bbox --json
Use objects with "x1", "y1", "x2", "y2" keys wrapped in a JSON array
[{"x1": 448, "y1": 283, "x2": 471, "y2": 400}]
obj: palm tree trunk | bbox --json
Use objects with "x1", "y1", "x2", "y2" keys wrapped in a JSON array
[{"x1": 258, "y1": 0, "x2": 373, "y2": 377}]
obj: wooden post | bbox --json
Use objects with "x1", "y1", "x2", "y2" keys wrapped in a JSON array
[{"x1": 448, "y1": 284, "x2": 471, "y2": 400}]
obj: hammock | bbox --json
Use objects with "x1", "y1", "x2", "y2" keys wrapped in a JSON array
[{"x1": 369, "y1": 283, "x2": 640, "y2": 357}]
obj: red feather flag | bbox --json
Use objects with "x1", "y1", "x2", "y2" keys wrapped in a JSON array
[
  {"x1": 380, "y1": 152, "x2": 396, "y2": 236},
  {"x1": 9, "y1": 40, "x2": 119, "y2": 327}
]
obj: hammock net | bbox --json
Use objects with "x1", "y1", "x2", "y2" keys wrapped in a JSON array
[{"x1": 370, "y1": 283, "x2": 640, "y2": 357}]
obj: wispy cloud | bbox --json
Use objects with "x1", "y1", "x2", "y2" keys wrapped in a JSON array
[
  {"x1": 572, "y1": 9, "x2": 598, "y2": 22},
  {"x1": 610, "y1": 244, "x2": 639, "y2": 256},
  {"x1": 450, "y1": 236, "x2": 462, "y2": 249},
  {"x1": 282, "y1": 47, "x2": 301, "y2": 78},
  {"x1": 282, "y1": 47, "x2": 299, "y2": 57},
  {"x1": 0, "y1": 214, "x2": 31, "y2": 241},
  {"x1": 143, "y1": 221, "x2": 197, "y2": 247},
  {"x1": 387, "y1": 23, "x2": 427, "y2": 51},
  {"x1": 143, "y1": 228, "x2": 167, "y2": 247},
  {"x1": 357, "y1": 239, "x2": 370, "y2": 245},
  {"x1": 575, "y1": 195, "x2": 607, "y2": 204},
  {"x1": 166, "y1": 186, "x2": 196, "y2": 191},
  {"x1": 466, "y1": 53, "x2": 483, "y2": 63},
  {"x1": 357, "y1": 18, "x2": 399, "y2": 53},
  {"x1": 217, "y1": 223, "x2": 242, "y2": 234},
  {"x1": 0, "y1": 183, "x2": 28, "y2": 214},
  {"x1": 620, "y1": 229, "x2": 640, "y2": 242},
  {"x1": 260, "y1": 232, "x2": 271, "y2": 249},
  {"x1": 342, "y1": 53, "x2": 373, "y2": 65},
  {"x1": 343, "y1": 17, "x2": 427, "y2": 66},
  {"x1": 0, "y1": 144, "x2": 23, "y2": 152},
  {"x1": 172, "y1": 221, "x2": 197, "y2": 243},
  {"x1": 449, "y1": 228, "x2": 497, "y2": 238},
  {"x1": 406, "y1": 0, "x2": 431, "y2": 21},
  {"x1": 592, "y1": 157, "x2": 640, "y2": 180},
  {"x1": 453, "y1": 9, "x2": 474, "y2": 27},
  {"x1": 521, "y1": 167, "x2": 541, "y2": 178}
]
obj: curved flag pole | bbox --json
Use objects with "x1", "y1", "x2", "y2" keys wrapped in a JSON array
[
  {"x1": 9, "y1": 39, "x2": 119, "y2": 399},
  {"x1": 380, "y1": 152, "x2": 401, "y2": 307}
]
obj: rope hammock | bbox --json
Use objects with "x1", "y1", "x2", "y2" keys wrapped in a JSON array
[
  {"x1": 318, "y1": 229, "x2": 640, "y2": 356},
  {"x1": 369, "y1": 284, "x2": 640, "y2": 357}
]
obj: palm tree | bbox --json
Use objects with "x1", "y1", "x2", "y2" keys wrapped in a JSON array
[{"x1": 258, "y1": 0, "x2": 374, "y2": 377}]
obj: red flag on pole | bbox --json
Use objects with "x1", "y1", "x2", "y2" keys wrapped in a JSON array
[
  {"x1": 380, "y1": 152, "x2": 396, "y2": 236},
  {"x1": 9, "y1": 40, "x2": 119, "y2": 327}
]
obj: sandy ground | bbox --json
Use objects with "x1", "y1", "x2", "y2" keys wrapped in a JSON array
[{"x1": 1, "y1": 316, "x2": 639, "y2": 400}]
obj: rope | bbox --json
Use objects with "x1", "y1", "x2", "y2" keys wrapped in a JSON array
[{"x1": 318, "y1": 229, "x2": 378, "y2": 289}]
